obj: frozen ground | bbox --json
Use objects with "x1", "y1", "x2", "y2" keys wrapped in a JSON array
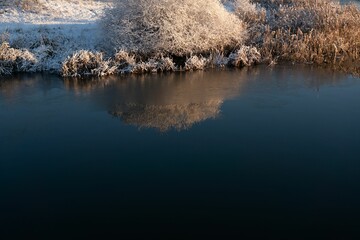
[
  {"x1": 0, "y1": 0, "x2": 111, "y2": 24},
  {"x1": 0, "y1": 0, "x2": 113, "y2": 73}
]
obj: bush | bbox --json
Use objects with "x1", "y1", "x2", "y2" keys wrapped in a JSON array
[
  {"x1": 102, "y1": 0, "x2": 246, "y2": 56},
  {"x1": 228, "y1": 46, "x2": 261, "y2": 67},
  {"x1": 62, "y1": 50, "x2": 116, "y2": 77},
  {"x1": 0, "y1": 42, "x2": 36, "y2": 75}
]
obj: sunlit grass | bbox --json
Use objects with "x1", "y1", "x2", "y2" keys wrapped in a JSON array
[
  {"x1": 1, "y1": 0, "x2": 360, "y2": 76},
  {"x1": 239, "y1": 0, "x2": 360, "y2": 74}
]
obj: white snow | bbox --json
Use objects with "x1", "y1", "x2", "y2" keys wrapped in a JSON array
[
  {"x1": 0, "y1": 0, "x2": 113, "y2": 73},
  {"x1": 0, "y1": 0, "x2": 111, "y2": 24}
]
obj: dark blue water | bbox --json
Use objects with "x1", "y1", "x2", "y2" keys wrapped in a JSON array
[{"x1": 1, "y1": 66, "x2": 360, "y2": 239}]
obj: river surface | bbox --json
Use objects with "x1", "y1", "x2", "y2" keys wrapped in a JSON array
[{"x1": 1, "y1": 66, "x2": 360, "y2": 239}]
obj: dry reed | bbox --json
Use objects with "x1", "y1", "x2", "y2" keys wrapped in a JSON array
[{"x1": 238, "y1": 0, "x2": 360, "y2": 74}]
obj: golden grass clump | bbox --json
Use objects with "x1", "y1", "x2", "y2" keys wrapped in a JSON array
[
  {"x1": 61, "y1": 50, "x2": 178, "y2": 76},
  {"x1": 239, "y1": 0, "x2": 360, "y2": 74},
  {"x1": 228, "y1": 45, "x2": 261, "y2": 67},
  {"x1": 61, "y1": 50, "x2": 116, "y2": 77},
  {"x1": 0, "y1": 42, "x2": 36, "y2": 75},
  {"x1": 132, "y1": 57, "x2": 177, "y2": 73}
]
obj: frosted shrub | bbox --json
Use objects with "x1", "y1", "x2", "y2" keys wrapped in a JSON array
[
  {"x1": 184, "y1": 56, "x2": 209, "y2": 71},
  {"x1": 234, "y1": 0, "x2": 266, "y2": 26},
  {"x1": 62, "y1": 50, "x2": 116, "y2": 77},
  {"x1": 102, "y1": 0, "x2": 246, "y2": 56},
  {"x1": 14, "y1": 0, "x2": 46, "y2": 13},
  {"x1": 133, "y1": 57, "x2": 176, "y2": 73},
  {"x1": 156, "y1": 57, "x2": 176, "y2": 72},
  {"x1": 132, "y1": 61, "x2": 158, "y2": 74},
  {"x1": 229, "y1": 46, "x2": 261, "y2": 67},
  {"x1": 113, "y1": 50, "x2": 137, "y2": 73},
  {"x1": 0, "y1": 42, "x2": 36, "y2": 75},
  {"x1": 236, "y1": 0, "x2": 360, "y2": 74},
  {"x1": 114, "y1": 50, "x2": 136, "y2": 66},
  {"x1": 209, "y1": 52, "x2": 230, "y2": 67},
  {"x1": 235, "y1": 0, "x2": 259, "y2": 15}
]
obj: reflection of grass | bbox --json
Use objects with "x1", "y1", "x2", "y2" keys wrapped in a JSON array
[{"x1": 63, "y1": 70, "x2": 245, "y2": 131}]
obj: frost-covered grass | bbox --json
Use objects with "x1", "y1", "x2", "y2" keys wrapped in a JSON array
[
  {"x1": 0, "y1": 0, "x2": 111, "y2": 75},
  {"x1": 5, "y1": 0, "x2": 45, "y2": 13},
  {"x1": 102, "y1": 0, "x2": 246, "y2": 56},
  {"x1": 0, "y1": 42, "x2": 36, "y2": 75},
  {"x1": 0, "y1": 24, "x2": 104, "y2": 75},
  {"x1": 238, "y1": 0, "x2": 360, "y2": 73},
  {"x1": 1, "y1": 0, "x2": 360, "y2": 77},
  {"x1": 62, "y1": 50, "x2": 116, "y2": 77},
  {"x1": 21, "y1": 0, "x2": 47, "y2": 12}
]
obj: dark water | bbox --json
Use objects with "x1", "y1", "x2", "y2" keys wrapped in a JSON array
[{"x1": 1, "y1": 66, "x2": 360, "y2": 239}]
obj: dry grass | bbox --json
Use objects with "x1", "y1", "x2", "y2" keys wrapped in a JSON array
[
  {"x1": 4, "y1": 0, "x2": 360, "y2": 77},
  {"x1": 228, "y1": 45, "x2": 261, "y2": 67},
  {"x1": 0, "y1": 42, "x2": 36, "y2": 75},
  {"x1": 238, "y1": 0, "x2": 360, "y2": 74},
  {"x1": 61, "y1": 50, "x2": 116, "y2": 77},
  {"x1": 102, "y1": 0, "x2": 246, "y2": 57},
  {"x1": 13, "y1": 0, "x2": 46, "y2": 12},
  {"x1": 61, "y1": 50, "x2": 178, "y2": 76},
  {"x1": 60, "y1": 48, "x2": 262, "y2": 76}
]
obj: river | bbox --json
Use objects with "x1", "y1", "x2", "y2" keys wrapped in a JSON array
[{"x1": 1, "y1": 65, "x2": 360, "y2": 238}]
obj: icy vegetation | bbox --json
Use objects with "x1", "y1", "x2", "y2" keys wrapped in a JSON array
[
  {"x1": 0, "y1": 0, "x2": 110, "y2": 75},
  {"x1": 0, "y1": 42, "x2": 35, "y2": 75},
  {"x1": 102, "y1": 0, "x2": 245, "y2": 56},
  {"x1": 1, "y1": 0, "x2": 360, "y2": 77},
  {"x1": 240, "y1": 0, "x2": 360, "y2": 73}
]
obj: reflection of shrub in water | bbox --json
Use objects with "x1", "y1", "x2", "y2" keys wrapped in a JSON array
[
  {"x1": 105, "y1": 71, "x2": 243, "y2": 131},
  {"x1": 64, "y1": 70, "x2": 245, "y2": 131},
  {"x1": 110, "y1": 101, "x2": 223, "y2": 132}
]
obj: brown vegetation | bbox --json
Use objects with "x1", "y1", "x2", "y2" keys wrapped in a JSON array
[
  {"x1": 14, "y1": 0, "x2": 45, "y2": 12},
  {"x1": 239, "y1": 0, "x2": 360, "y2": 74},
  {"x1": 3, "y1": 0, "x2": 360, "y2": 76},
  {"x1": 0, "y1": 42, "x2": 35, "y2": 75},
  {"x1": 102, "y1": 0, "x2": 246, "y2": 56}
]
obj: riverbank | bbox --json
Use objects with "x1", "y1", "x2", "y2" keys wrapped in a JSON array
[
  {"x1": 1, "y1": 0, "x2": 360, "y2": 77},
  {"x1": 0, "y1": 0, "x2": 111, "y2": 74}
]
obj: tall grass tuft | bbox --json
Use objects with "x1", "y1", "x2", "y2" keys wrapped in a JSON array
[
  {"x1": 237, "y1": 0, "x2": 360, "y2": 74},
  {"x1": 0, "y1": 42, "x2": 36, "y2": 75},
  {"x1": 62, "y1": 50, "x2": 116, "y2": 77}
]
